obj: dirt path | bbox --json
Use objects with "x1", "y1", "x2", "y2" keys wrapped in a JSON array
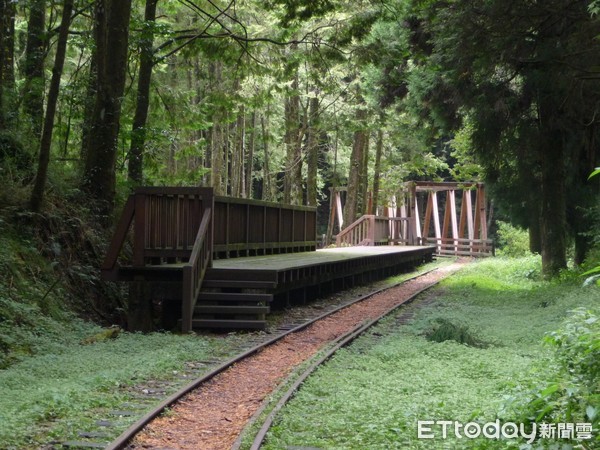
[{"x1": 129, "y1": 262, "x2": 465, "y2": 450}]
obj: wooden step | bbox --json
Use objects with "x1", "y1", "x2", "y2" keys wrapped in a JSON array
[
  {"x1": 205, "y1": 268, "x2": 277, "y2": 282},
  {"x1": 196, "y1": 292, "x2": 273, "y2": 303},
  {"x1": 191, "y1": 319, "x2": 266, "y2": 330},
  {"x1": 194, "y1": 305, "x2": 270, "y2": 315},
  {"x1": 201, "y1": 280, "x2": 277, "y2": 289}
]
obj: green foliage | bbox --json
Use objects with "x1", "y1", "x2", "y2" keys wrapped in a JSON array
[
  {"x1": 583, "y1": 168, "x2": 600, "y2": 283},
  {"x1": 448, "y1": 120, "x2": 483, "y2": 181},
  {"x1": 0, "y1": 330, "x2": 227, "y2": 448},
  {"x1": 269, "y1": 0, "x2": 335, "y2": 26},
  {"x1": 0, "y1": 131, "x2": 33, "y2": 197},
  {"x1": 261, "y1": 257, "x2": 600, "y2": 449},
  {"x1": 423, "y1": 318, "x2": 488, "y2": 348},
  {"x1": 495, "y1": 221, "x2": 531, "y2": 257},
  {"x1": 504, "y1": 308, "x2": 600, "y2": 447}
]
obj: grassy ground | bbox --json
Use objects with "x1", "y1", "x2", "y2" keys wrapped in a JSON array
[
  {"x1": 0, "y1": 215, "x2": 252, "y2": 448},
  {"x1": 0, "y1": 326, "x2": 250, "y2": 448},
  {"x1": 0, "y1": 205, "x2": 447, "y2": 449},
  {"x1": 261, "y1": 256, "x2": 600, "y2": 449}
]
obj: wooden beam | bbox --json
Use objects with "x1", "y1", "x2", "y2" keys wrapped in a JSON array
[
  {"x1": 442, "y1": 191, "x2": 451, "y2": 240},
  {"x1": 336, "y1": 191, "x2": 344, "y2": 230},
  {"x1": 413, "y1": 186, "x2": 421, "y2": 243},
  {"x1": 422, "y1": 192, "x2": 433, "y2": 239},
  {"x1": 462, "y1": 190, "x2": 474, "y2": 240},
  {"x1": 449, "y1": 190, "x2": 458, "y2": 253},
  {"x1": 478, "y1": 183, "x2": 488, "y2": 240},
  {"x1": 133, "y1": 193, "x2": 146, "y2": 267},
  {"x1": 432, "y1": 191, "x2": 441, "y2": 252}
]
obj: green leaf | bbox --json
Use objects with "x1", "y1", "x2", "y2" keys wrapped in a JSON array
[
  {"x1": 587, "y1": 167, "x2": 600, "y2": 180},
  {"x1": 540, "y1": 384, "x2": 559, "y2": 397},
  {"x1": 582, "y1": 266, "x2": 600, "y2": 276}
]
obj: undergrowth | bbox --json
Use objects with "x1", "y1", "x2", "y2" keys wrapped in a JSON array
[
  {"x1": 0, "y1": 186, "x2": 239, "y2": 448},
  {"x1": 261, "y1": 256, "x2": 600, "y2": 449}
]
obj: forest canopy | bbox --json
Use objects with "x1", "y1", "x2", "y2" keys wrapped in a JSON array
[{"x1": 1, "y1": 0, "x2": 599, "y2": 277}]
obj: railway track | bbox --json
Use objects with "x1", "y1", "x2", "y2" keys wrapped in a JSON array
[{"x1": 95, "y1": 260, "x2": 465, "y2": 450}]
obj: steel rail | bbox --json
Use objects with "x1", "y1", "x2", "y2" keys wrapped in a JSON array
[
  {"x1": 106, "y1": 265, "x2": 448, "y2": 450},
  {"x1": 234, "y1": 272, "x2": 443, "y2": 450}
]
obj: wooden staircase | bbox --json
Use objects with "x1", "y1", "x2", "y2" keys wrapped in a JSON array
[{"x1": 191, "y1": 269, "x2": 276, "y2": 330}]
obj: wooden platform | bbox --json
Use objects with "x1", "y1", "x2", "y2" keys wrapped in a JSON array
[
  {"x1": 193, "y1": 246, "x2": 434, "y2": 330},
  {"x1": 101, "y1": 187, "x2": 435, "y2": 331}
]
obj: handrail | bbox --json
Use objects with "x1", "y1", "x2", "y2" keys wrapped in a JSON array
[
  {"x1": 421, "y1": 236, "x2": 494, "y2": 256},
  {"x1": 336, "y1": 215, "x2": 371, "y2": 246},
  {"x1": 336, "y1": 215, "x2": 411, "y2": 247},
  {"x1": 101, "y1": 195, "x2": 135, "y2": 275},
  {"x1": 182, "y1": 206, "x2": 213, "y2": 333}
]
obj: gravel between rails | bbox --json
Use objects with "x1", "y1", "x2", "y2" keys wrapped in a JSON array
[{"x1": 128, "y1": 262, "x2": 465, "y2": 450}]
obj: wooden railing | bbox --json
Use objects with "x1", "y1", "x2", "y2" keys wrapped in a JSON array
[
  {"x1": 102, "y1": 187, "x2": 214, "y2": 272},
  {"x1": 181, "y1": 206, "x2": 212, "y2": 333},
  {"x1": 213, "y1": 196, "x2": 317, "y2": 258},
  {"x1": 336, "y1": 215, "x2": 411, "y2": 247},
  {"x1": 420, "y1": 237, "x2": 494, "y2": 256},
  {"x1": 101, "y1": 187, "x2": 214, "y2": 333}
]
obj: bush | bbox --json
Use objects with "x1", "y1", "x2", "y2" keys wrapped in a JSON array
[
  {"x1": 423, "y1": 318, "x2": 488, "y2": 348},
  {"x1": 496, "y1": 221, "x2": 531, "y2": 257},
  {"x1": 507, "y1": 308, "x2": 600, "y2": 447}
]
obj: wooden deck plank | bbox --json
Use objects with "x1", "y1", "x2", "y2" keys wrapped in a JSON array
[{"x1": 211, "y1": 246, "x2": 433, "y2": 272}]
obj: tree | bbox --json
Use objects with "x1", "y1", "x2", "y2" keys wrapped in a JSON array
[
  {"x1": 344, "y1": 101, "x2": 368, "y2": 226},
  {"x1": 81, "y1": 0, "x2": 133, "y2": 217},
  {"x1": 401, "y1": 0, "x2": 600, "y2": 276},
  {"x1": 128, "y1": 0, "x2": 159, "y2": 185},
  {"x1": 22, "y1": 0, "x2": 46, "y2": 137},
  {"x1": 30, "y1": 0, "x2": 74, "y2": 212},
  {"x1": 0, "y1": 0, "x2": 15, "y2": 129},
  {"x1": 283, "y1": 47, "x2": 303, "y2": 205}
]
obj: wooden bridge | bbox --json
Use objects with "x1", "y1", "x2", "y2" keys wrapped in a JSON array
[
  {"x1": 101, "y1": 187, "x2": 434, "y2": 332},
  {"x1": 335, "y1": 181, "x2": 493, "y2": 257}
]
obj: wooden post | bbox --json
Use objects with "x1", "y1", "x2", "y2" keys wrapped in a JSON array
[
  {"x1": 432, "y1": 191, "x2": 441, "y2": 253},
  {"x1": 133, "y1": 192, "x2": 146, "y2": 267},
  {"x1": 442, "y1": 190, "x2": 451, "y2": 250},
  {"x1": 449, "y1": 190, "x2": 458, "y2": 254},
  {"x1": 326, "y1": 187, "x2": 336, "y2": 246},
  {"x1": 369, "y1": 215, "x2": 375, "y2": 245},
  {"x1": 478, "y1": 183, "x2": 488, "y2": 240},
  {"x1": 181, "y1": 266, "x2": 192, "y2": 333},
  {"x1": 128, "y1": 276, "x2": 154, "y2": 332},
  {"x1": 336, "y1": 190, "x2": 344, "y2": 230},
  {"x1": 414, "y1": 189, "x2": 421, "y2": 243},
  {"x1": 423, "y1": 192, "x2": 433, "y2": 242}
]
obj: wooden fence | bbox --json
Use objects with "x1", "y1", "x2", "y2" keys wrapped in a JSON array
[
  {"x1": 101, "y1": 187, "x2": 214, "y2": 332},
  {"x1": 212, "y1": 196, "x2": 317, "y2": 258},
  {"x1": 336, "y1": 215, "x2": 411, "y2": 247}
]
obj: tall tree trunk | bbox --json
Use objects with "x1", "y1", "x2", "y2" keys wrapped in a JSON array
[
  {"x1": 128, "y1": 0, "x2": 158, "y2": 185},
  {"x1": 372, "y1": 128, "x2": 383, "y2": 215},
  {"x1": 81, "y1": 0, "x2": 133, "y2": 218},
  {"x1": 22, "y1": 0, "x2": 46, "y2": 138},
  {"x1": 80, "y1": 46, "x2": 97, "y2": 165},
  {"x1": 231, "y1": 104, "x2": 245, "y2": 197},
  {"x1": 0, "y1": 0, "x2": 16, "y2": 129},
  {"x1": 306, "y1": 96, "x2": 319, "y2": 207},
  {"x1": 30, "y1": 0, "x2": 74, "y2": 212},
  {"x1": 360, "y1": 131, "x2": 370, "y2": 214},
  {"x1": 211, "y1": 121, "x2": 223, "y2": 195},
  {"x1": 245, "y1": 111, "x2": 256, "y2": 198},
  {"x1": 538, "y1": 94, "x2": 567, "y2": 277},
  {"x1": 528, "y1": 199, "x2": 542, "y2": 254},
  {"x1": 344, "y1": 107, "x2": 368, "y2": 227},
  {"x1": 284, "y1": 67, "x2": 302, "y2": 205},
  {"x1": 261, "y1": 113, "x2": 273, "y2": 201}
]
